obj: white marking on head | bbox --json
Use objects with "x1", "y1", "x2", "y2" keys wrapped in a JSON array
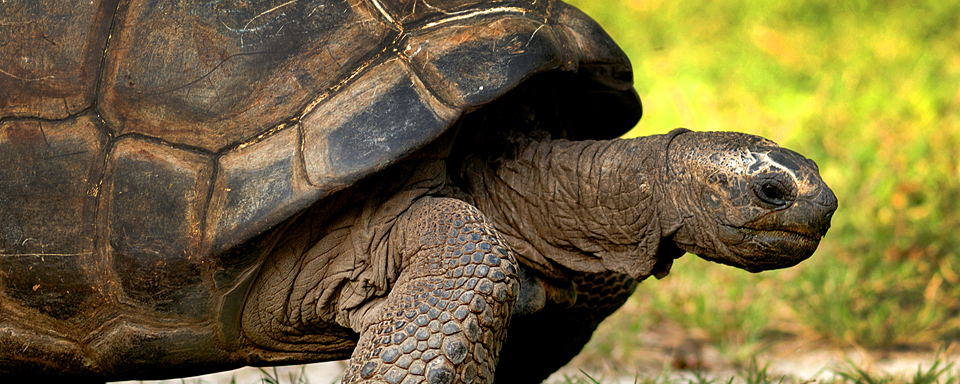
[
  {"x1": 742, "y1": 150, "x2": 818, "y2": 196},
  {"x1": 738, "y1": 149, "x2": 757, "y2": 172},
  {"x1": 753, "y1": 152, "x2": 799, "y2": 183}
]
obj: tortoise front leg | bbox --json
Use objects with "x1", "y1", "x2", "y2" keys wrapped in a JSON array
[{"x1": 342, "y1": 198, "x2": 520, "y2": 384}]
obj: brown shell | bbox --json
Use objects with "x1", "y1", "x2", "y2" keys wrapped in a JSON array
[{"x1": 0, "y1": 0, "x2": 638, "y2": 378}]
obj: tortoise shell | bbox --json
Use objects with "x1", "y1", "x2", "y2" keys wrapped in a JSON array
[{"x1": 0, "y1": 0, "x2": 639, "y2": 378}]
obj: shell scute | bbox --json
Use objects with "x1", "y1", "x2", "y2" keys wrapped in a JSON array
[
  {"x1": 104, "y1": 139, "x2": 214, "y2": 319},
  {"x1": 403, "y1": 14, "x2": 564, "y2": 108},
  {"x1": 0, "y1": 114, "x2": 107, "y2": 325},
  {"x1": 88, "y1": 322, "x2": 231, "y2": 376},
  {"x1": 0, "y1": 114, "x2": 107, "y2": 255},
  {"x1": 300, "y1": 57, "x2": 457, "y2": 189},
  {"x1": 552, "y1": 4, "x2": 632, "y2": 77},
  {"x1": 0, "y1": 0, "x2": 115, "y2": 120},
  {"x1": 209, "y1": 125, "x2": 318, "y2": 254},
  {"x1": 99, "y1": 0, "x2": 394, "y2": 152},
  {"x1": 0, "y1": 255, "x2": 95, "y2": 321}
]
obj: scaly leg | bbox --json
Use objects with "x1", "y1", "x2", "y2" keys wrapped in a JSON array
[{"x1": 342, "y1": 198, "x2": 520, "y2": 384}]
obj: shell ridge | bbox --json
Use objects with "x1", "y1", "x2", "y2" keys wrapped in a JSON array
[
  {"x1": 368, "y1": 0, "x2": 401, "y2": 29},
  {"x1": 108, "y1": 132, "x2": 218, "y2": 157},
  {"x1": 91, "y1": 132, "x2": 122, "y2": 319},
  {"x1": 394, "y1": 47, "x2": 461, "y2": 118},
  {"x1": 197, "y1": 154, "x2": 222, "y2": 263},
  {"x1": 296, "y1": 48, "x2": 396, "y2": 123},
  {"x1": 414, "y1": 6, "x2": 547, "y2": 31},
  {"x1": 93, "y1": 0, "x2": 125, "y2": 117}
]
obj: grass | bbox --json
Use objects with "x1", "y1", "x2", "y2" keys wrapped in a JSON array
[
  {"x1": 254, "y1": 366, "x2": 311, "y2": 384},
  {"x1": 134, "y1": 354, "x2": 960, "y2": 384},
  {"x1": 550, "y1": 354, "x2": 960, "y2": 384}
]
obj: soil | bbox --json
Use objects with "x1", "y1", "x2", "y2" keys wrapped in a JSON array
[
  {"x1": 109, "y1": 340, "x2": 957, "y2": 384},
  {"x1": 107, "y1": 315, "x2": 956, "y2": 384}
]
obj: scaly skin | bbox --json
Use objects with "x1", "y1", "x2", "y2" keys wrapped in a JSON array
[{"x1": 342, "y1": 198, "x2": 520, "y2": 384}]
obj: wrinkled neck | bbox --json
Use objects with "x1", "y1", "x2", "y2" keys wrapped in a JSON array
[{"x1": 466, "y1": 134, "x2": 680, "y2": 280}]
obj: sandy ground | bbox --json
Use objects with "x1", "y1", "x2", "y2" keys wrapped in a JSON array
[
  {"x1": 109, "y1": 347, "x2": 958, "y2": 384},
  {"x1": 544, "y1": 320, "x2": 958, "y2": 383},
  {"x1": 548, "y1": 349, "x2": 959, "y2": 383},
  {"x1": 110, "y1": 361, "x2": 348, "y2": 384},
  {"x1": 108, "y1": 319, "x2": 956, "y2": 384}
]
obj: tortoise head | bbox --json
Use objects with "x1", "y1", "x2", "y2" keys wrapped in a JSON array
[{"x1": 664, "y1": 129, "x2": 838, "y2": 272}]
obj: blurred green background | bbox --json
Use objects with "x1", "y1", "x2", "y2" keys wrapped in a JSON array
[{"x1": 561, "y1": 0, "x2": 960, "y2": 374}]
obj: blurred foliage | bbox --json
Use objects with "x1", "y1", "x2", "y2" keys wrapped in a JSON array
[{"x1": 564, "y1": 0, "x2": 960, "y2": 355}]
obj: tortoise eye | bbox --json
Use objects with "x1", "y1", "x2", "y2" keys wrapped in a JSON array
[{"x1": 756, "y1": 181, "x2": 789, "y2": 207}]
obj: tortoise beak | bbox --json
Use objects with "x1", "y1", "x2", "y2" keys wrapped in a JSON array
[
  {"x1": 735, "y1": 183, "x2": 838, "y2": 272},
  {"x1": 778, "y1": 181, "x2": 838, "y2": 239},
  {"x1": 813, "y1": 184, "x2": 839, "y2": 237}
]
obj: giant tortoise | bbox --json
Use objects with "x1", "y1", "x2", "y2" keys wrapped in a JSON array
[{"x1": 0, "y1": 0, "x2": 838, "y2": 382}]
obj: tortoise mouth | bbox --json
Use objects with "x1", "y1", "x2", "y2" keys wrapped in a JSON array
[
  {"x1": 748, "y1": 227, "x2": 823, "y2": 244},
  {"x1": 723, "y1": 224, "x2": 823, "y2": 244},
  {"x1": 717, "y1": 225, "x2": 824, "y2": 272}
]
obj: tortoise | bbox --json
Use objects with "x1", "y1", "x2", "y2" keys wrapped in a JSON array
[{"x1": 0, "y1": 0, "x2": 838, "y2": 382}]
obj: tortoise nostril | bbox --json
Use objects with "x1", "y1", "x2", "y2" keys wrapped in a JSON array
[{"x1": 819, "y1": 210, "x2": 835, "y2": 235}]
